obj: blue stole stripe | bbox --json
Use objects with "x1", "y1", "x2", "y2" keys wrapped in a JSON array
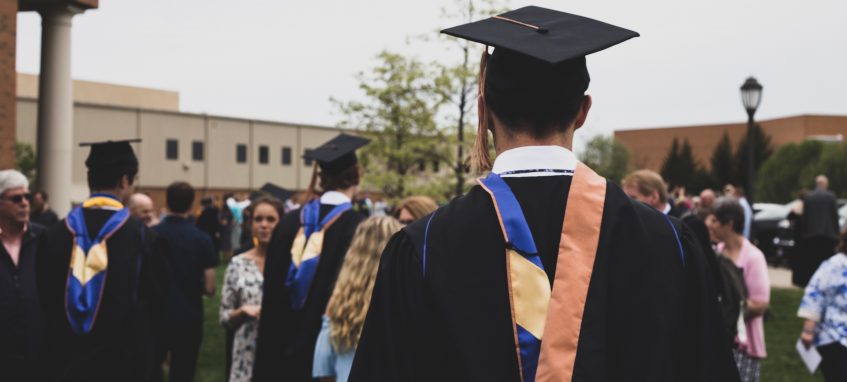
[
  {"x1": 480, "y1": 173, "x2": 545, "y2": 380},
  {"x1": 479, "y1": 173, "x2": 539, "y2": 255},
  {"x1": 286, "y1": 200, "x2": 353, "y2": 310},
  {"x1": 662, "y1": 214, "x2": 686, "y2": 267},
  {"x1": 516, "y1": 325, "x2": 541, "y2": 382},
  {"x1": 65, "y1": 205, "x2": 130, "y2": 335}
]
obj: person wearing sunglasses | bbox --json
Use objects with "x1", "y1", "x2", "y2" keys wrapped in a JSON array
[{"x1": 0, "y1": 169, "x2": 46, "y2": 382}]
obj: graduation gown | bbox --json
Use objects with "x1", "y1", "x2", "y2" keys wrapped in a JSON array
[
  {"x1": 36, "y1": 209, "x2": 169, "y2": 382},
  {"x1": 349, "y1": 174, "x2": 739, "y2": 381},
  {"x1": 253, "y1": 204, "x2": 365, "y2": 382}
]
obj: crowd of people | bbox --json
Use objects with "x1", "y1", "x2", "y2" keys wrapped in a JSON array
[{"x1": 2, "y1": 5, "x2": 847, "y2": 382}]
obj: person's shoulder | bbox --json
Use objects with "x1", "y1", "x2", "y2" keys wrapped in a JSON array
[
  {"x1": 28, "y1": 221, "x2": 47, "y2": 236},
  {"x1": 402, "y1": 186, "x2": 493, "y2": 256}
]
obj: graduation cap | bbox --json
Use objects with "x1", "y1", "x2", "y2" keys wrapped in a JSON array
[
  {"x1": 441, "y1": 6, "x2": 639, "y2": 65},
  {"x1": 257, "y1": 182, "x2": 294, "y2": 202},
  {"x1": 303, "y1": 134, "x2": 370, "y2": 175},
  {"x1": 441, "y1": 6, "x2": 639, "y2": 119},
  {"x1": 79, "y1": 139, "x2": 140, "y2": 171}
]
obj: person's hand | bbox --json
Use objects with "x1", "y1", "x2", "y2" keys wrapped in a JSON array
[
  {"x1": 800, "y1": 330, "x2": 814, "y2": 349},
  {"x1": 241, "y1": 305, "x2": 261, "y2": 319}
]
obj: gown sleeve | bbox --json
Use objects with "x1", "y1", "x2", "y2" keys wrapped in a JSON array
[
  {"x1": 348, "y1": 230, "x2": 430, "y2": 382},
  {"x1": 676, "y1": 221, "x2": 742, "y2": 382}
]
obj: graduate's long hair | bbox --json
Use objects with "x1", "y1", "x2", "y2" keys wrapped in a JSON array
[{"x1": 325, "y1": 216, "x2": 403, "y2": 352}]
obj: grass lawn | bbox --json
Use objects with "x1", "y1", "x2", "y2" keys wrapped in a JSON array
[{"x1": 191, "y1": 265, "x2": 823, "y2": 381}]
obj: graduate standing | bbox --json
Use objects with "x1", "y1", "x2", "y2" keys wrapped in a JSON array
[
  {"x1": 350, "y1": 7, "x2": 739, "y2": 382},
  {"x1": 36, "y1": 140, "x2": 169, "y2": 382},
  {"x1": 253, "y1": 134, "x2": 368, "y2": 382}
]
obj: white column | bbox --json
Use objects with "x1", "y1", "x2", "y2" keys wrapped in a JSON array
[{"x1": 35, "y1": 5, "x2": 80, "y2": 217}]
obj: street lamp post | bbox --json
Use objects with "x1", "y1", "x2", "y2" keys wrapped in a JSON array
[{"x1": 740, "y1": 77, "x2": 763, "y2": 202}]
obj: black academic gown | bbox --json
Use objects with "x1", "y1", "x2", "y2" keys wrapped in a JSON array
[
  {"x1": 349, "y1": 176, "x2": 739, "y2": 382},
  {"x1": 36, "y1": 210, "x2": 169, "y2": 382},
  {"x1": 253, "y1": 205, "x2": 364, "y2": 382}
]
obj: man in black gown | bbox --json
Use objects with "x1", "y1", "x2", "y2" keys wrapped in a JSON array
[
  {"x1": 36, "y1": 140, "x2": 169, "y2": 382},
  {"x1": 253, "y1": 134, "x2": 368, "y2": 381},
  {"x1": 350, "y1": 7, "x2": 739, "y2": 382}
]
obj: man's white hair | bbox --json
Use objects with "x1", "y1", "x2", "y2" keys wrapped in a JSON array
[{"x1": 0, "y1": 169, "x2": 29, "y2": 196}]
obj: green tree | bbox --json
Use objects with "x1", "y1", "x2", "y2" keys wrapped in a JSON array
[
  {"x1": 734, "y1": 123, "x2": 773, "y2": 196},
  {"x1": 15, "y1": 143, "x2": 37, "y2": 183},
  {"x1": 755, "y1": 140, "x2": 824, "y2": 203},
  {"x1": 809, "y1": 143, "x2": 847, "y2": 199},
  {"x1": 660, "y1": 138, "x2": 680, "y2": 186},
  {"x1": 334, "y1": 51, "x2": 452, "y2": 201},
  {"x1": 436, "y1": 0, "x2": 509, "y2": 197},
  {"x1": 710, "y1": 131, "x2": 734, "y2": 188},
  {"x1": 579, "y1": 135, "x2": 630, "y2": 182}
]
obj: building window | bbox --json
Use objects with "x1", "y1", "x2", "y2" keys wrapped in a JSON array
[
  {"x1": 433, "y1": 160, "x2": 440, "y2": 173},
  {"x1": 281, "y1": 147, "x2": 292, "y2": 166},
  {"x1": 236, "y1": 144, "x2": 247, "y2": 164},
  {"x1": 192, "y1": 141, "x2": 204, "y2": 161},
  {"x1": 166, "y1": 139, "x2": 178, "y2": 160},
  {"x1": 259, "y1": 145, "x2": 269, "y2": 164},
  {"x1": 304, "y1": 149, "x2": 314, "y2": 166}
]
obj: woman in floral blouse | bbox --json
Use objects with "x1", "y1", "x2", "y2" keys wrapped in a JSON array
[
  {"x1": 220, "y1": 197, "x2": 283, "y2": 382},
  {"x1": 798, "y1": 229, "x2": 847, "y2": 381}
]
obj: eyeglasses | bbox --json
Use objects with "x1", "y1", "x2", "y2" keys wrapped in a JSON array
[{"x1": 1, "y1": 193, "x2": 31, "y2": 204}]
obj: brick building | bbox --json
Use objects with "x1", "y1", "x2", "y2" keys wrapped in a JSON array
[{"x1": 614, "y1": 114, "x2": 847, "y2": 172}]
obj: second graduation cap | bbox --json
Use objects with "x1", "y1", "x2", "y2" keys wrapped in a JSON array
[
  {"x1": 80, "y1": 139, "x2": 141, "y2": 171},
  {"x1": 304, "y1": 134, "x2": 370, "y2": 175}
]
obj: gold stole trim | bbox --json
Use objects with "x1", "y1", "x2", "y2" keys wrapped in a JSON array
[{"x1": 536, "y1": 162, "x2": 607, "y2": 381}]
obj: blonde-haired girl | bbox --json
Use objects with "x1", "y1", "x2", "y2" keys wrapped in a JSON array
[{"x1": 312, "y1": 216, "x2": 402, "y2": 381}]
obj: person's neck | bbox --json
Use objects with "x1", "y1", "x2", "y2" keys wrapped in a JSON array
[
  {"x1": 492, "y1": 126, "x2": 573, "y2": 155},
  {"x1": 0, "y1": 218, "x2": 25, "y2": 236},
  {"x1": 253, "y1": 244, "x2": 268, "y2": 259},
  {"x1": 91, "y1": 189, "x2": 121, "y2": 200},
  {"x1": 331, "y1": 187, "x2": 357, "y2": 201},
  {"x1": 723, "y1": 233, "x2": 744, "y2": 251},
  {"x1": 168, "y1": 212, "x2": 190, "y2": 219}
]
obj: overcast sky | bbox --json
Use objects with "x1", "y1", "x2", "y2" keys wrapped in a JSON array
[{"x1": 16, "y1": 0, "x2": 847, "y2": 149}]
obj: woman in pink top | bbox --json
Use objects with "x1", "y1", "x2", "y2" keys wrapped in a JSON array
[{"x1": 707, "y1": 197, "x2": 770, "y2": 382}]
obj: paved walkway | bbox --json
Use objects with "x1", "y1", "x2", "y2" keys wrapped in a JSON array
[{"x1": 769, "y1": 266, "x2": 797, "y2": 289}]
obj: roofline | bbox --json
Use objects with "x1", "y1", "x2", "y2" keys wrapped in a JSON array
[
  {"x1": 614, "y1": 113, "x2": 847, "y2": 134},
  {"x1": 16, "y1": 96, "x2": 342, "y2": 132}
]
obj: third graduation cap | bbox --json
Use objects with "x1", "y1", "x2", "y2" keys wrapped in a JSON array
[{"x1": 304, "y1": 134, "x2": 370, "y2": 175}]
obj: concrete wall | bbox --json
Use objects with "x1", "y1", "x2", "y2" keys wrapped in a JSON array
[
  {"x1": 18, "y1": 72, "x2": 179, "y2": 111},
  {"x1": 16, "y1": 97, "x2": 343, "y2": 205},
  {"x1": 614, "y1": 115, "x2": 847, "y2": 171}
]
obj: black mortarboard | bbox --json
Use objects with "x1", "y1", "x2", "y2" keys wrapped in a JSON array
[
  {"x1": 80, "y1": 139, "x2": 140, "y2": 172},
  {"x1": 442, "y1": 6, "x2": 639, "y2": 124},
  {"x1": 303, "y1": 134, "x2": 370, "y2": 175},
  {"x1": 258, "y1": 182, "x2": 294, "y2": 202},
  {"x1": 441, "y1": 6, "x2": 639, "y2": 65}
]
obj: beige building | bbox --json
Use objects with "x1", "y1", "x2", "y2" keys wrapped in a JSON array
[{"x1": 16, "y1": 73, "x2": 343, "y2": 210}]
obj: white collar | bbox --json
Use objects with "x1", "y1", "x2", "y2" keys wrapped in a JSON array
[
  {"x1": 320, "y1": 191, "x2": 351, "y2": 205},
  {"x1": 662, "y1": 202, "x2": 672, "y2": 215},
  {"x1": 491, "y1": 146, "x2": 577, "y2": 178}
]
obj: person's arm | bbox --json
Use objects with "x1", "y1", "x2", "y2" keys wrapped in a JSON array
[
  {"x1": 744, "y1": 248, "x2": 771, "y2": 319},
  {"x1": 202, "y1": 235, "x2": 218, "y2": 297},
  {"x1": 219, "y1": 263, "x2": 260, "y2": 329},
  {"x1": 203, "y1": 268, "x2": 216, "y2": 297},
  {"x1": 313, "y1": 317, "x2": 337, "y2": 382},
  {"x1": 797, "y1": 258, "x2": 832, "y2": 347}
]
